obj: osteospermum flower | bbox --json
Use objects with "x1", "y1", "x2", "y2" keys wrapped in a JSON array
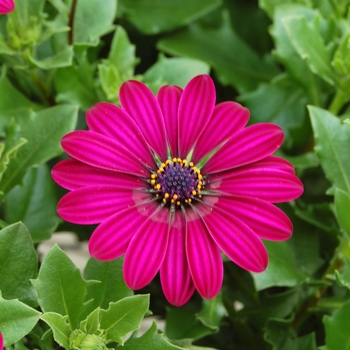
[
  {"x1": 0, "y1": 0, "x2": 14, "y2": 14},
  {"x1": 52, "y1": 75, "x2": 303, "y2": 306},
  {"x1": 0, "y1": 333, "x2": 3, "y2": 350}
]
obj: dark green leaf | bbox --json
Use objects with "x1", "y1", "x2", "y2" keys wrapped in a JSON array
[
  {"x1": 196, "y1": 294, "x2": 226, "y2": 331},
  {"x1": 0, "y1": 223, "x2": 38, "y2": 306},
  {"x1": 32, "y1": 245, "x2": 90, "y2": 329}
]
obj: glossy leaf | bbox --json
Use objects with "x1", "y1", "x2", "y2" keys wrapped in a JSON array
[
  {"x1": 99, "y1": 295, "x2": 149, "y2": 345},
  {"x1": 40, "y1": 313, "x2": 71, "y2": 349},
  {"x1": 32, "y1": 245, "x2": 90, "y2": 329},
  {"x1": 0, "y1": 223, "x2": 38, "y2": 306}
]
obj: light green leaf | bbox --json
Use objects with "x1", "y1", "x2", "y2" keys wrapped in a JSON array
[
  {"x1": 0, "y1": 104, "x2": 78, "y2": 196},
  {"x1": 31, "y1": 245, "x2": 89, "y2": 329},
  {"x1": 99, "y1": 294, "x2": 149, "y2": 345},
  {"x1": 259, "y1": 0, "x2": 313, "y2": 19},
  {"x1": 252, "y1": 240, "x2": 308, "y2": 291},
  {"x1": 309, "y1": 106, "x2": 350, "y2": 194},
  {"x1": 324, "y1": 299, "x2": 350, "y2": 350},
  {"x1": 73, "y1": 0, "x2": 116, "y2": 46},
  {"x1": 80, "y1": 308, "x2": 100, "y2": 335},
  {"x1": 335, "y1": 188, "x2": 350, "y2": 236},
  {"x1": 158, "y1": 11, "x2": 279, "y2": 93},
  {"x1": 119, "y1": 0, "x2": 221, "y2": 34},
  {"x1": 5, "y1": 164, "x2": 60, "y2": 242},
  {"x1": 28, "y1": 45, "x2": 73, "y2": 69},
  {"x1": 40, "y1": 312, "x2": 71, "y2": 349},
  {"x1": 83, "y1": 257, "x2": 133, "y2": 316},
  {"x1": 123, "y1": 321, "x2": 182, "y2": 350},
  {"x1": 282, "y1": 15, "x2": 338, "y2": 86},
  {"x1": 0, "y1": 293, "x2": 41, "y2": 346},
  {"x1": 0, "y1": 223, "x2": 38, "y2": 306},
  {"x1": 143, "y1": 54, "x2": 210, "y2": 94}
]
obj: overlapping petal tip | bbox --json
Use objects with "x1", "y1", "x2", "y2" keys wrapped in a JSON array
[
  {"x1": 158, "y1": 85, "x2": 182, "y2": 157},
  {"x1": 119, "y1": 80, "x2": 168, "y2": 160},
  {"x1": 52, "y1": 158, "x2": 145, "y2": 191},
  {"x1": 160, "y1": 212, "x2": 195, "y2": 306},
  {"x1": 178, "y1": 75, "x2": 216, "y2": 158},
  {"x1": 0, "y1": 0, "x2": 14, "y2": 14},
  {"x1": 193, "y1": 101, "x2": 250, "y2": 163},
  {"x1": 61, "y1": 130, "x2": 150, "y2": 177},
  {"x1": 86, "y1": 102, "x2": 155, "y2": 168},
  {"x1": 198, "y1": 205, "x2": 268, "y2": 273},
  {"x1": 124, "y1": 218, "x2": 170, "y2": 290},
  {"x1": 207, "y1": 165, "x2": 304, "y2": 203},
  {"x1": 203, "y1": 123, "x2": 284, "y2": 174},
  {"x1": 186, "y1": 216, "x2": 223, "y2": 299},
  {"x1": 89, "y1": 206, "x2": 149, "y2": 261},
  {"x1": 57, "y1": 186, "x2": 136, "y2": 224}
]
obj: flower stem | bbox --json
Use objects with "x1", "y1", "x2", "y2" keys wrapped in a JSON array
[
  {"x1": 328, "y1": 90, "x2": 349, "y2": 116},
  {"x1": 68, "y1": 0, "x2": 78, "y2": 45}
]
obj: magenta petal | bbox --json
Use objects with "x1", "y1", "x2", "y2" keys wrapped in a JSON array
[
  {"x1": 207, "y1": 166, "x2": 304, "y2": 203},
  {"x1": 124, "y1": 217, "x2": 170, "y2": 290},
  {"x1": 178, "y1": 75, "x2": 216, "y2": 158},
  {"x1": 89, "y1": 206, "x2": 148, "y2": 261},
  {"x1": 193, "y1": 102, "x2": 250, "y2": 163},
  {"x1": 86, "y1": 102, "x2": 155, "y2": 168},
  {"x1": 52, "y1": 159, "x2": 145, "y2": 191},
  {"x1": 203, "y1": 123, "x2": 284, "y2": 174},
  {"x1": 57, "y1": 186, "x2": 136, "y2": 224},
  {"x1": 160, "y1": 212, "x2": 195, "y2": 306},
  {"x1": 158, "y1": 85, "x2": 182, "y2": 157},
  {"x1": 0, "y1": 0, "x2": 14, "y2": 14},
  {"x1": 119, "y1": 80, "x2": 167, "y2": 160},
  {"x1": 61, "y1": 130, "x2": 149, "y2": 177},
  {"x1": 198, "y1": 204, "x2": 268, "y2": 272},
  {"x1": 214, "y1": 196, "x2": 293, "y2": 241},
  {"x1": 186, "y1": 214, "x2": 223, "y2": 299}
]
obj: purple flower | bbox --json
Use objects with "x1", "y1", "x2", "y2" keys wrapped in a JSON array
[
  {"x1": 0, "y1": 0, "x2": 14, "y2": 14},
  {"x1": 0, "y1": 333, "x2": 3, "y2": 350},
  {"x1": 52, "y1": 75, "x2": 303, "y2": 306}
]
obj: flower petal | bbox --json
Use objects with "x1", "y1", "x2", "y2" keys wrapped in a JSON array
[
  {"x1": 157, "y1": 85, "x2": 182, "y2": 157},
  {"x1": 160, "y1": 212, "x2": 195, "y2": 306},
  {"x1": 0, "y1": 0, "x2": 14, "y2": 14},
  {"x1": 207, "y1": 166, "x2": 304, "y2": 202},
  {"x1": 124, "y1": 215, "x2": 170, "y2": 290},
  {"x1": 57, "y1": 186, "x2": 137, "y2": 224},
  {"x1": 178, "y1": 75, "x2": 216, "y2": 158},
  {"x1": 119, "y1": 80, "x2": 167, "y2": 160},
  {"x1": 86, "y1": 102, "x2": 155, "y2": 168},
  {"x1": 61, "y1": 130, "x2": 149, "y2": 177},
  {"x1": 213, "y1": 196, "x2": 293, "y2": 241},
  {"x1": 203, "y1": 123, "x2": 284, "y2": 174},
  {"x1": 198, "y1": 203, "x2": 268, "y2": 272},
  {"x1": 193, "y1": 102, "x2": 250, "y2": 163},
  {"x1": 88, "y1": 205, "x2": 149, "y2": 260},
  {"x1": 52, "y1": 158, "x2": 145, "y2": 191},
  {"x1": 186, "y1": 213, "x2": 223, "y2": 299}
]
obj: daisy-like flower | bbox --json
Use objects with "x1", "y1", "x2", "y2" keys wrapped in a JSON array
[
  {"x1": 0, "y1": 333, "x2": 3, "y2": 350},
  {"x1": 52, "y1": 75, "x2": 303, "y2": 306},
  {"x1": 0, "y1": 0, "x2": 15, "y2": 14}
]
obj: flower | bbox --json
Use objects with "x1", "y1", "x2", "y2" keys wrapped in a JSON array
[
  {"x1": 52, "y1": 75, "x2": 303, "y2": 306},
  {"x1": 0, "y1": 333, "x2": 3, "y2": 350},
  {"x1": 0, "y1": 0, "x2": 15, "y2": 14}
]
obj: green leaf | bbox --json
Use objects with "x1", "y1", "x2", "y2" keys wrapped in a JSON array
[
  {"x1": 28, "y1": 45, "x2": 73, "y2": 69},
  {"x1": 99, "y1": 295, "x2": 149, "y2": 345},
  {"x1": 83, "y1": 257, "x2": 133, "y2": 316},
  {"x1": 119, "y1": 0, "x2": 221, "y2": 34},
  {"x1": 158, "y1": 11, "x2": 279, "y2": 93},
  {"x1": 324, "y1": 299, "x2": 350, "y2": 350},
  {"x1": 335, "y1": 188, "x2": 350, "y2": 236},
  {"x1": 0, "y1": 293, "x2": 41, "y2": 346},
  {"x1": 196, "y1": 294, "x2": 227, "y2": 331},
  {"x1": 5, "y1": 164, "x2": 60, "y2": 242},
  {"x1": 309, "y1": 106, "x2": 350, "y2": 194},
  {"x1": 31, "y1": 245, "x2": 90, "y2": 329},
  {"x1": 143, "y1": 54, "x2": 210, "y2": 94},
  {"x1": 0, "y1": 104, "x2": 78, "y2": 196},
  {"x1": 123, "y1": 321, "x2": 182, "y2": 350},
  {"x1": 40, "y1": 312, "x2": 71, "y2": 349},
  {"x1": 282, "y1": 15, "x2": 338, "y2": 87},
  {"x1": 251, "y1": 241, "x2": 308, "y2": 291},
  {"x1": 259, "y1": 0, "x2": 313, "y2": 19},
  {"x1": 0, "y1": 223, "x2": 38, "y2": 306},
  {"x1": 73, "y1": 0, "x2": 116, "y2": 46},
  {"x1": 80, "y1": 308, "x2": 100, "y2": 335}
]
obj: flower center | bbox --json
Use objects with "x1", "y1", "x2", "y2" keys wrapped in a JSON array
[{"x1": 150, "y1": 158, "x2": 204, "y2": 208}]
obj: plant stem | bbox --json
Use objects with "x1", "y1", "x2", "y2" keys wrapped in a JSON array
[
  {"x1": 68, "y1": 0, "x2": 78, "y2": 45},
  {"x1": 329, "y1": 90, "x2": 349, "y2": 115}
]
